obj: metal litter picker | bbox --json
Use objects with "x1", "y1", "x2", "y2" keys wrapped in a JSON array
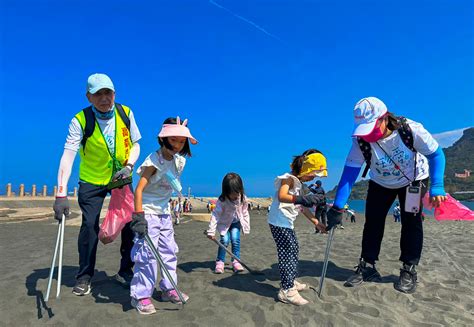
[
  {"x1": 143, "y1": 233, "x2": 187, "y2": 304},
  {"x1": 45, "y1": 214, "x2": 65, "y2": 301},
  {"x1": 204, "y1": 231, "x2": 264, "y2": 275},
  {"x1": 318, "y1": 227, "x2": 335, "y2": 298}
]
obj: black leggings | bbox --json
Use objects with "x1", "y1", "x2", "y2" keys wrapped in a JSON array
[
  {"x1": 269, "y1": 224, "x2": 299, "y2": 290},
  {"x1": 362, "y1": 179, "x2": 428, "y2": 266},
  {"x1": 315, "y1": 205, "x2": 327, "y2": 226}
]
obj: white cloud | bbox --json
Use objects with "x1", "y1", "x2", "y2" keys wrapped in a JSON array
[{"x1": 432, "y1": 127, "x2": 471, "y2": 148}]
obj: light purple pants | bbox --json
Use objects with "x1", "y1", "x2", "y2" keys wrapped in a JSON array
[{"x1": 130, "y1": 213, "x2": 179, "y2": 299}]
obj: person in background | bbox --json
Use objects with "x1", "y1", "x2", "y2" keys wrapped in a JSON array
[
  {"x1": 173, "y1": 198, "x2": 182, "y2": 225},
  {"x1": 309, "y1": 180, "x2": 327, "y2": 233},
  {"x1": 348, "y1": 209, "x2": 357, "y2": 223},
  {"x1": 393, "y1": 202, "x2": 401, "y2": 222}
]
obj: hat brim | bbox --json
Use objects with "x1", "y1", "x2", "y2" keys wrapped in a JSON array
[
  {"x1": 89, "y1": 85, "x2": 115, "y2": 94},
  {"x1": 352, "y1": 120, "x2": 377, "y2": 136},
  {"x1": 300, "y1": 169, "x2": 328, "y2": 178},
  {"x1": 158, "y1": 124, "x2": 198, "y2": 145}
]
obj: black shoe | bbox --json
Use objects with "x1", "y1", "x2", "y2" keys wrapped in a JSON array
[
  {"x1": 72, "y1": 278, "x2": 91, "y2": 296},
  {"x1": 344, "y1": 259, "x2": 382, "y2": 287},
  {"x1": 113, "y1": 270, "x2": 133, "y2": 288},
  {"x1": 394, "y1": 264, "x2": 417, "y2": 294}
]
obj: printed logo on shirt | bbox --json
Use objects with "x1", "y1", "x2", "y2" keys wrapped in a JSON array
[{"x1": 374, "y1": 146, "x2": 411, "y2": 179}]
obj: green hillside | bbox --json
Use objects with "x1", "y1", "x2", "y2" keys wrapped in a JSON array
[{"x1": 327, "y1": 127, "x2": 474, "y2": 201}]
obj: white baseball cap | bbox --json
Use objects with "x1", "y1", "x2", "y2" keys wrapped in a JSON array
[
  {"x1": 352, "y1": 97, "x2": 388, "y2": 136},
  {"x1": 87, "y1": 73, "x2": 115, "y2": 94}
]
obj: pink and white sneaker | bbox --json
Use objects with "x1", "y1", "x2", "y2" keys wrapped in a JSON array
[
  {"x1": 161, "y1": 289, "x2": 189, "y2": 304},
  {"x1": 232, "y1": 260, "x2": 244, "y2": 273},
  {"x1": 131, "y1": 297, "x2": 156, "y2": 315},
  {"x1": 214, "y1": 260, "x2": 225, "y2": 274}
]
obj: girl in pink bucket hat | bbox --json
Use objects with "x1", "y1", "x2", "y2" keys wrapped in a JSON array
[{"x1": 129, "y1": 117, "x2": 197, "y2": 315}]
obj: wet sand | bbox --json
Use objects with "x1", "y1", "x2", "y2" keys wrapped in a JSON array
[{"x1": 0, "y1": 207, "x2": 473, "y2": 326}]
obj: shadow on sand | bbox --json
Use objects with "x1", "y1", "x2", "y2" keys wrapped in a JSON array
[
  {"x1": 209, "y1": 259, "x2": 398, "y2": 299},
  {"x1": 25, "y1": 266, "x2": 136, "y2": 319},
  {"x1": 25, "y1": 265, "x2": 77, "y2": 320}
]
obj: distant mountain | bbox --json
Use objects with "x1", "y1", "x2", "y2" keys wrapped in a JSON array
[{"x1": 327, "y1": 127, "x2": 474, "y2": 201}]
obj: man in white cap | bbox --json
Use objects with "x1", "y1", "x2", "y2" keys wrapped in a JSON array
[{"x1": 53, "y1": 73, "x2": 142, "y2": 296}]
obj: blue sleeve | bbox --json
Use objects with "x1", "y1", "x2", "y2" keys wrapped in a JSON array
[
  {"x1": 425, "y1": 146, "x2": 446, "y2": 197},
  {"x1": 333, "y1": 165, "x2": 361, "y2": 209}
]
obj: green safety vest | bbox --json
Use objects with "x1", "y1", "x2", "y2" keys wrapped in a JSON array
[{"x1": 75, "y1": 105, "x2": 132, "y2": 185}]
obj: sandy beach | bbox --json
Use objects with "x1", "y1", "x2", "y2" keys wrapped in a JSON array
[{"x1": 0, "y1": 200, "x2": 473, "y2": 326}]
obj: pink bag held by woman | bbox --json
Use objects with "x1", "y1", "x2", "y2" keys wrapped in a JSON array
[
  {"x1": 422, "y1": 193, "x2": 474, "y2": 221},
  {"x1": 99, "y1": 187, "x2": 134, "y2": 244}
]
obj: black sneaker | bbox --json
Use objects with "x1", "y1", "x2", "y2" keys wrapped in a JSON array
[
  {"x1": 344, "y1": 259, "x2": 382, "y2": 287},
  {"x1": 113, "y1": 270, "x2": 133, "y2": 288},
  {"x1": 72, "y1": 278, "x2": 91, "y2": 296},
  {"x1": 394, "y1": 264, "x2": 417, "y2": 294}
]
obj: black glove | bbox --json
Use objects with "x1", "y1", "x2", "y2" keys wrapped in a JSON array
[
  {"x1": 294, "y1": 194, "x2": 325, "y2": 207},
  {"x1": 53, "y1": 196, "x2": 70, "y2": 221},
  {"x1": 112, "y1": 164, "x2": 133, "y2": 181},
  {"x1": 130, "y1": 212, "x2": 147, "y2": 238},
  {"x1": 326, "y1": 206, "x2": 344, "y2": 231}
]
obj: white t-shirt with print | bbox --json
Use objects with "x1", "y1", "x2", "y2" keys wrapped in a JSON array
[
  {"x1": 137, "y1": 151, "x2": 186, "y2": 215},
  {"x1": 345, "y1": 119, "x2": 438, "y2": 189},
  {"x1": 64, "y1": 107, "x2": 141, "y2": 153}
]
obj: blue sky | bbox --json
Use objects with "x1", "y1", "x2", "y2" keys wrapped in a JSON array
[{"x1": 0, "y1": 0, "x2": 473, "y2": 196}]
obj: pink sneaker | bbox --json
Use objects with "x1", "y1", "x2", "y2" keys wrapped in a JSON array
[
  {"x1": 161, "y1": 289, "x2": 189, "y2": 304},
  {"x1": 214, "y1": 260, "x2": 224, "y2": 274},
  {"x1": 232, "y1": 260, "x2": 244, "y2": 273},
  {"x1": 131, "y1": 297, "x2": 156, "y2": 315}
]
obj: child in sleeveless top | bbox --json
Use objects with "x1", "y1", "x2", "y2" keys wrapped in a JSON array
[{"x1": 268, "y1": 149, "x2": 328, "y2": 305}]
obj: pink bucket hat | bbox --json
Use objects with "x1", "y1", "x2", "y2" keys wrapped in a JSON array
[{"x1": 158, "y1": 117, "x2": 198, "y2": 144}]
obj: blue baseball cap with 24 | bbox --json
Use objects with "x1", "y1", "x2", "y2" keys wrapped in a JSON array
[{"x1": 87, "y1": 73, "x2": 115, "y2": 94}]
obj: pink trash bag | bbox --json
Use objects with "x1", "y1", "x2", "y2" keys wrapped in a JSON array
[
  {"x1": 422, "y1": 193, "x2": 474, "y2": 221},
  {"x1": 99, "y1": 187, "x2": 134, "y2": 244}
]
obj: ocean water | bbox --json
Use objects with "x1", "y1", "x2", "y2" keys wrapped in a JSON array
[{"x1": 343, "y1": 199, "x2": 474, "y2": 214}]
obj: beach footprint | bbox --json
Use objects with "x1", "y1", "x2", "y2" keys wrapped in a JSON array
[{"x1": 346, "y1": 304, "x2": 381, "y2": 318}]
